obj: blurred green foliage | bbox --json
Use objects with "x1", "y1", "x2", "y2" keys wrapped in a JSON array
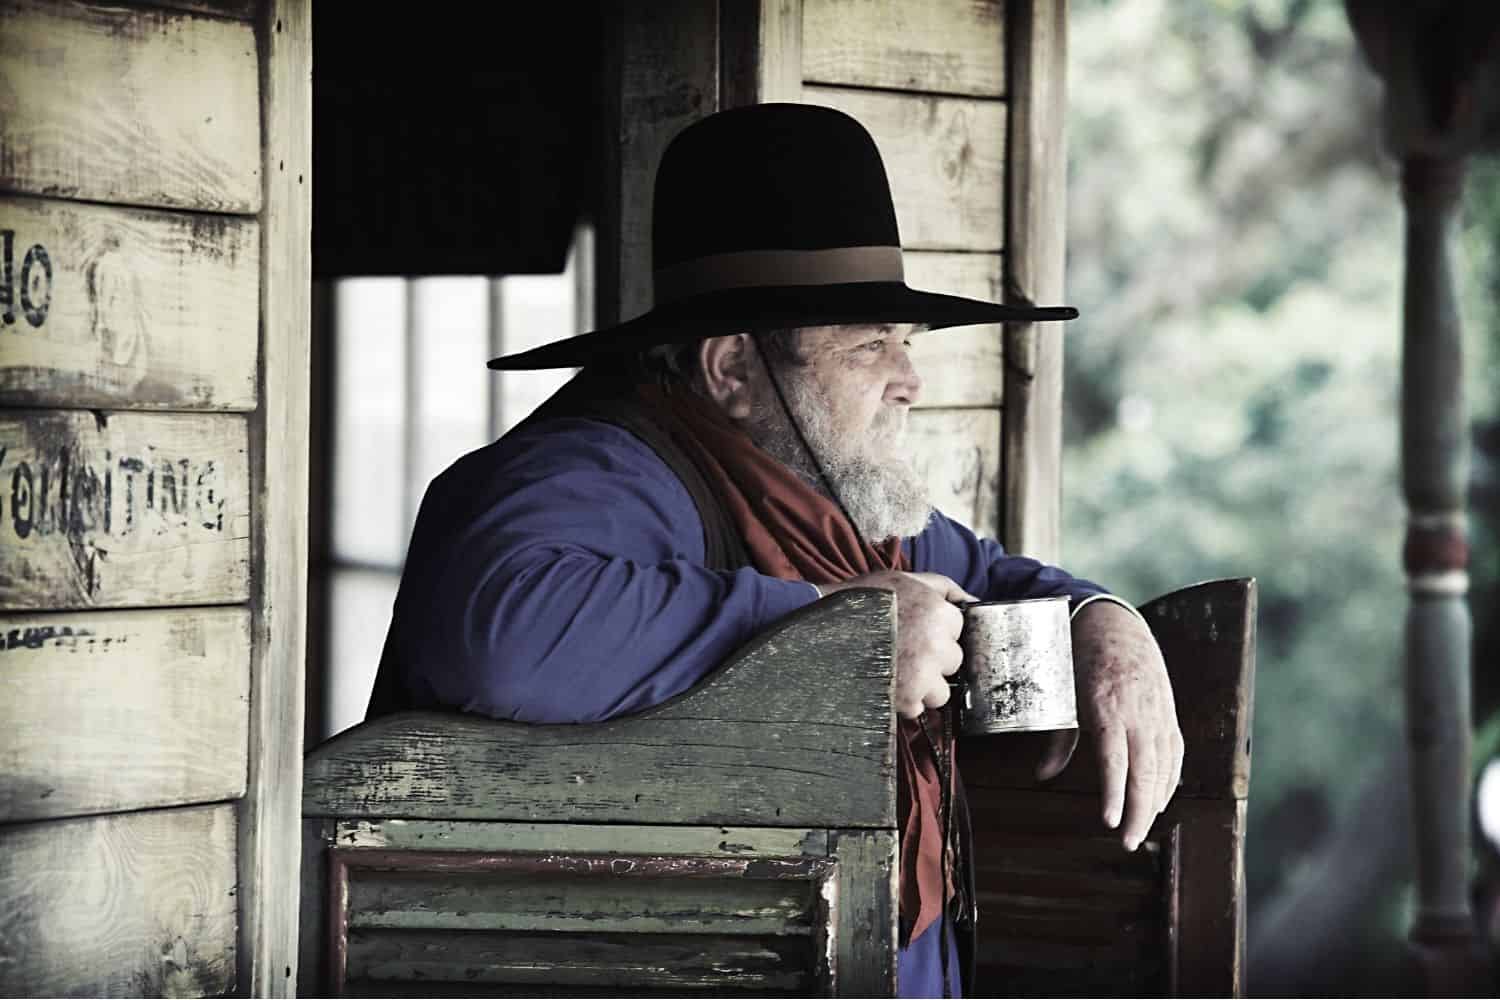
[{"x1": 1060, "y1": 0, "x2": 1500, "y2": 988}]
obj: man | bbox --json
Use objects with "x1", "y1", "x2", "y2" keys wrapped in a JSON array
[{"x1": 371, "y1": 103, "x2": 1180, "y2": 998}]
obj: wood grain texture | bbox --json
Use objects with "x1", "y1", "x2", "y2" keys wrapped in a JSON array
[
  {"x1": 299, "y1": 818, "x2": 333, "y2": 999},
  {"x1": 0, "y1": 803, "x2": 238, "y2": 997},
  {"x1": 829, "y1": 829, "x2": 897, "y2": 997},
  {"x1": 304, "y1": 589, "x2": 897, "y2": 828},
  {"x1": 240, "y1": 1, "x2": 312, "y2": 995},
  {"x1": 147, "y1": 1, "x2": 258, "y2": 21},
  {"x1": 345, "y1": 928, "x2": 815, "y2": 993},
  {"x1": 346, "y1": 868, "x2": 819, "y2": 936},
  {"x1": 333, "y1": 819, "x2": 830, "y2": 857},
  {"x1": 0, "y1": 409, "x2": 251, "y2": 609},
  {"x1": 0, "y1": 196, "x2": 259, "y2": 410},
  {"x1": 965, "y1": 787, "x2": 1170, "y2": 995},
  {"x1": 1175, "y1": 798, "x2": 1246, "y2": 997},
  {"x1": 599, "y1": 0, "x2": 720, "y2": 325},
  {"x1": 960, "y1": 578, "x2": 1257, "y2": 800},
  {"x1": 803, "y1": 85, "x2": 1006, "y2": 252},
  {"x1": 326, "y1": 849, "x2": 835, "y2": 995},
  {"x1": 720, "y1": 0, "x2": 804, "y2": 107},
  {"x1": 803, "y1": 0, "x2": 1007, "y2": 97},
  {"x1": 0, "y1": 0, "x2": 261, "y2": 213},
  {"x1": 301, "y1": 821, "x2": 832, "y2": 996},
  {"x1": 909, "y1": 407, "x2": 1001, "y2": 540},
  {"x1": 1001, "y1": 0, "x2": 1069, "y2": 563},
  {"x1": 0, "y1": 606, "x2": 250, "y2": 823},
  {"x1": 905, "y1": 251, "x2": 1005, "y2": 408}
]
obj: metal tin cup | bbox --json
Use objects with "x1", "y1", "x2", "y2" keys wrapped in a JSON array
[{"x1": 958, "y1": 595, "x2": 1077, "y2": 735}]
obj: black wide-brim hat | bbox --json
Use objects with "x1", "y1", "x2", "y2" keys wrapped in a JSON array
[{"x1": 488, "y1": 103, "x2": 1077, "y2": 371}]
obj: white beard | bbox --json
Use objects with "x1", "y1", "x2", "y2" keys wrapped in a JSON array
[{"x1": 747, "y1": 371, "x2": 932, "y2": 543}]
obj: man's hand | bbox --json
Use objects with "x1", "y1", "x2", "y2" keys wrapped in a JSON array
[
  {"x1": 819, "y1": 571, "x2": 977, "y2": 719},
  {"x1": 1039, "y1": 600, "x2": 1182, "y2": 851}
]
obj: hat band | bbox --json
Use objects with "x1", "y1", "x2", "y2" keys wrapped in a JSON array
[{"x1": 653, "y1": 246, "x2": 905, "y2": 304}]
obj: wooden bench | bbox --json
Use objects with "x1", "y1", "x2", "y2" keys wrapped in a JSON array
[{"x1": 299, "y1": 578, "x2": 1255, "y2": 996}]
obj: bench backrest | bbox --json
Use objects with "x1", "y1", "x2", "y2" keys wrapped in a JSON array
[{"x1": 300, "y1": 588, "x2": 899, "y2": 996}]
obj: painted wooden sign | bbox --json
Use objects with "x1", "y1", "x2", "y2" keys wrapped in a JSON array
[
  {"x1": 0, "y1": 803, "x2": 238, "y2": 996},
  {"x1": 0, "y1": 606, "x2": 251, "y2": 823},
  {"x1": 0, "y1": 410, "x2": 250, "y2": 609},
  {"x1": 804, "y1": 84, "x2": 1006, "y2": 252},
  {"x1": 909, "y1": 408, "x2": 1001, "y2": 539},
  {"x1": 0, "y1": 196, "x2": 259, "y2": 409},
  {"x1": 0, "y1": 0, "x2": 261, "y2": 213},
  {"x1": 905, "y1": 251, "x2": 1006, "y2": 408}
]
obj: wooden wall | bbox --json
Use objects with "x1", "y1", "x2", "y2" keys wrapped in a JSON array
[
  {"x1": 0, "y1": 0, "x2": 309, "y2": 996},
  {"x1": 607, "y1": 0, "x2": 1068, "y2": 546}
]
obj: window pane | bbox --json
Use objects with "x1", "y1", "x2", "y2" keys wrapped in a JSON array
[
  {"x1": 494, "y1": 227, "x2": 586, "y2": 434},
  {"x1": 325, "y1": 567, "x2": 401, "y2": 740},
  {"x1": 409, "y1": 277, "x2": 490, "y2": 541},
  {"x1": 332, "y1": 278, "x2": 406, "y2": 567}
]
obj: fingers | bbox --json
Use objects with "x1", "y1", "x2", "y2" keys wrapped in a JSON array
[
  {"x1": 1096, "y1": 724, "x2": 1128, "y2": 833},
  {"x1": 1153, "y1": 727, "x2": 1174, "y2": 817},
  {"x1": 1167, "y1": 725, "x2": 1185, "y2": 806},
  {"x1": 1119, "y1": 730, "x2": 1158, "y2": 852},
  {"x1": 907, "y1": 572, "x2": 981, "y2": 605},
  {"x1": 894, "y1": 669, "x2": 952, "y2": 719},
  {"x1": 1035, "y1": 727, "x2": 1080, "y2": 782}
]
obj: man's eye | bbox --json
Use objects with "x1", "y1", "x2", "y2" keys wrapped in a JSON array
[{"x1": 861, "y1": 341, "x2": 884, "y2": 353}]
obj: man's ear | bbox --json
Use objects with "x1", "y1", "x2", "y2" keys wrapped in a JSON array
[{"x1": 698, "y1": 334, "x2": 756, "y2": 419}]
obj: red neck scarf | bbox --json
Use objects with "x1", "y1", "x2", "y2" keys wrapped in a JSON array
[{"x1": 635, "y1": 383, "x2": 954, "y2": 946}]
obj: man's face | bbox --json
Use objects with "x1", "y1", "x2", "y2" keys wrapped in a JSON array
[
  {"x1": 742, "y1": 323, "x2": 933, "y2": 541},
  {"x1": 786, "y1": 324, "x2": 925, "y2": 458}
]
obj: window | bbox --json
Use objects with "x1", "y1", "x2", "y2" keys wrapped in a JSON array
[{"x1": 314, "y1": 225, "x2": 592, "y2": 739}]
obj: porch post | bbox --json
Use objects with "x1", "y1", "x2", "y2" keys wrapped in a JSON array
[
  {"x1": 1343, "y1": 1, "x2": 1498, "y2": 989},
  {"x1": 1398, "y1": 154, "x2": 1480, "y2": 991}
]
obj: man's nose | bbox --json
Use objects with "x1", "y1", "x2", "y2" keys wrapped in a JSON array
[{"x1": 886, "y1": 350, "x2": 923, "y2": 406}]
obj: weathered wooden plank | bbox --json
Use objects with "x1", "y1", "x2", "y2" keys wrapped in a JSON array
[
  {"x1": 299, "y1": 818, "x2": 333, "y2": 999},
  {"x1": 829, "y1": 829, "x2": 897, "y2": 997},
  {"x1": 803, "y1": 85, "x2": 1006, "y2": 252},
  {"x1": 0, "y1": 606, "x2": 250, "y2": 823},
  {"x1": 908, "y1": 407, "x2": 1000, "y2": 539},
  {"x1": 304, "y1": 590, "x2": 896, "y2": 827},
  {"x1": 905, "y1": 251, "x2": 1005, "y2": 408},
  {"x1": 721, "y1": 0, "x2": 804, "y2": 107},
  {"x1": 0, "y1": 0, "x2": 261, "y2": 213},
  {"x1": 1176, "y1": 799, "x2": 1246, "y2": 996},
  {"x1": 347, "y1": 870, "x2": 817, "y2": 936},
  {"x1": 600, "y1": 0, "x2": 719, "y2": 325},
  {"x1": 148, "y1": 0, "x2": 258, "y2": 19},
  {"x1": 345, "y1": 929, "x2": 814, "y2": 992},
  {"x1": 803, "y1": 0, "x2": 1007, "y2": 97},
  {"x1": 241, "y1": 1, "x2": 312, "y2": 995},
  {"x1": 0, "y1": 410, "x2": 250, "y2": 609},
  {"x1": 0, "y1": 803, "x2": 238, "y2": 997},
  {"x1": 1002, "y1": 0, "x2": 1069, "y2": 563},
  {"x1": 335, "y1": 819, "x2": 829, "y2": 858},
  {"x1": 0, "y1": 196, "x2": 260, "y2": 410}
]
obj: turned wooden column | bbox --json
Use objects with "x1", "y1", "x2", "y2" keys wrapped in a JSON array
[
  {"x1": 1344, "y1": 1, "x2": 1499, "y2": 991},
  {"x1": 1399, "y1": 155, "x2": 1479, "y2": 987}
]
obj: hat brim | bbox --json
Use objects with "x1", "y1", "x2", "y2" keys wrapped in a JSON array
[{"x1": 486, "y1": 281, "x2": 1077, "y2": 370}]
